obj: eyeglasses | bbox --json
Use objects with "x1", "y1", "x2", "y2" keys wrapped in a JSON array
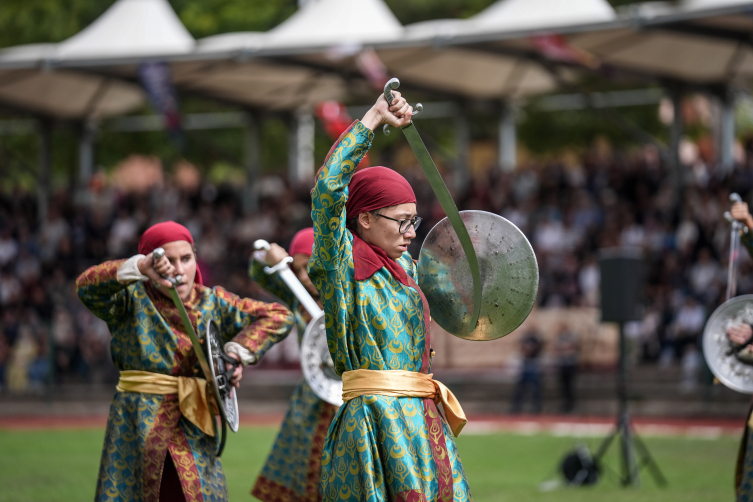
[{"x1": 375, "y1": 214, "x2": 422, "y2": 234}]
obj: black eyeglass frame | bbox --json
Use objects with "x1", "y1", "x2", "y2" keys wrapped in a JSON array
[{"x1": 375, "y1": 214, "x2": 423, "y2": 234}]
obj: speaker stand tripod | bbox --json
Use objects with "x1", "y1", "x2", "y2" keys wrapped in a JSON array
[{"x1": 592, "y1": 322, "x2": 666, "y2": 487}]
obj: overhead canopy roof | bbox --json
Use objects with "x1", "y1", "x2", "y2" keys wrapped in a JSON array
[
  {"x1": 0, "y1": 67, "x2": 144, "y2": 119},
  {"x1": 2, "y1": 0, "x2": 750, "y2": 119},
  {"x1": 0, "y1": 0, "x2": 196, "y2": 118},
  {"x1": 566, "y1": 0, "x2": 753, "y2": 84},
  {"x1": 363, "y1": 0, "x2": 616, "y2": 100},
  {"x1": 237, "y1": 0, "x2": 614, "y2": 101}
]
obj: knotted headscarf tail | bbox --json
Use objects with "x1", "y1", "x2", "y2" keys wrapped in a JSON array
[{"x1": 138, "y1": 221, "x2": 203, "y2": 285}]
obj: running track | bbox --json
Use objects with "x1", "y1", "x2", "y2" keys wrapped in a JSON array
[{"x1": 0, "y1": 414, "x2": 745, "y2": 438}]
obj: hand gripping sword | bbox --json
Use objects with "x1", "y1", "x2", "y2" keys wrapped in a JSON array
[
  {"x1": 724, "y1": 193, "x2": 746, "y2": 301},
  {"x1": 382, "y1": 78, "x2": 482, "y2": 331},
  {"x1": 252, "y1": 240, "x2": 322, "y2": 319},
  {"x1": 152, "y1": 248, "x2": 240, "y2": 457}
]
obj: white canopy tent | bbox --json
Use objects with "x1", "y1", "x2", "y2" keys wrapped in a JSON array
[
  {"x1": 55, "y1": 0, "x2": 195, "y2": 63},
  {"x1": 0, "y1": 0, "x2": 198, "y2": 119},
  {"x1": 171, "y1": 0, "x2": 405, "y2": 111}
]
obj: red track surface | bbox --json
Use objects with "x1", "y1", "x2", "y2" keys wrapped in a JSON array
[{"x1": 0, "y1": 413, "x2": 745, "y2": 437}]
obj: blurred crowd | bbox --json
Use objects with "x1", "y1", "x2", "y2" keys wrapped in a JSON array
[{"x1": 2, "y1": 139, "x2": 753, "y2": 393}]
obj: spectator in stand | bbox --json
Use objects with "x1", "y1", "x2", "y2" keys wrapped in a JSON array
[
  {"x1": 689, "y1": 248, "x2": 722, "y2": 304},
  {"x1": 0, "y1": 226, "x2": 18, "y2": 267},
  {"x1": 665, "y1": 296, "x2": 706, "y2": 365},
  {"x1": 554, "y1": 323, "x2": 580, "y2": 413},
  {"x1": 511, "y1": 327, "x2": 544, "y2": 414},
  {"x1": 1, "y1": 134, "x2": 753, "y2": 387}
]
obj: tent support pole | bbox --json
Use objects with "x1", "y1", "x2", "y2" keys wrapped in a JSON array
[
  {"x1": 669, "y1": 88, "x2": 684, "y2": 212},
  {"x1": 292, "y1": 106, "x2": 315, "y2": 187},
  {"x1": 287, "y1": 106, "x2": 315, "y2": 188},
  {"x1": 78, "y1": 119, "x2": 95, "y2": 193},
  {"x1": 720, "y1": 88, "x2": 735, "y2": 175},
  {"x1": 37, "y1": 118, "x2": 52, "y2": 228},
  {"x1": 243, "y1": 111, "x2": 261, "y2": 215},
  {"x1": 454, "y1": 103, "x2": 470, "y2": 194},
  {"x1": 499, "y1": 101, "x2": 517, "y2": 172}
]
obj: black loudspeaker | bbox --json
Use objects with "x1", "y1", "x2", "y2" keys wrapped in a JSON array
[
  {"x1": 560, "y1": 445, "x2": 600, "y2": 486},
  {"x1": 598, "y1": 248, "x2": 646, "y2": 323}
]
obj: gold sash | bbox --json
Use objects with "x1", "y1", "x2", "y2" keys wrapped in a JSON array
[
  {"x1": 342, "y1": 369, "x2": 467, "y2": 436},
  {"x1": 116, "y1": 370, "x2": 216, "y2": 437}
]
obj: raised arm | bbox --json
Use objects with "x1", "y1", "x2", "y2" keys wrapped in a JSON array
[
  {"x1": 309, "y1": 121, "x2": 374, "y2": 273},
  {"x1": 309, "y1": 91, "x2": 413, "y2": 276}
]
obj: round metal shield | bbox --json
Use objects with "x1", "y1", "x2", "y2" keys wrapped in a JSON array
[
  {"x1": 301, "y1": 313, "x2": 343, "y2": 406},
  {"x1": 206, "y1": 320, "x2": 240, "y2": 432},
  {"x1": 418, "y1": 210, "x2": 539, "y2": 341},
  {"x1": 702, "y1": 295, "x2": 753, "y2": 394}
]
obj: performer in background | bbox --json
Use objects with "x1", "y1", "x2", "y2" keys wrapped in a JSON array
[
  {"x1": 309, "y1": 91, "x2": 472, "y2": 501},
  {"x1": 77, "y1": 221, "x2": 294, "y2": 502},
  {"x1": 727, "y1": 199, "x2": 753, "y2": 501},
  {"x1": 250, "y1": 227, "x2": 338, "y2": 502}
]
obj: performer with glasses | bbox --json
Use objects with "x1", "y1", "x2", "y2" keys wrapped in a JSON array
[
  {"x1": 249, "y1": 227, "x2": 339, "y2": 502},
  {"x1": 76, "y1": 221, "x2": 294, "y2": 502},
  {"x1": 309, "y1": 91, "x2": 472, "y2": 501},
  {"x1": 727, "y1": 200, "x2": 753, "y2": 501}
]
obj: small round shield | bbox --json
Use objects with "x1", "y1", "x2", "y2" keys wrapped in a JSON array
[
  {"x1": 418, "y1": 210, "x2": 538, "y2": 341},
  {"x1": 703, "y1": 295, "x2": 753, "y2": 394},
  {"x1": 206, "y1": 320, "x2": 240, "y2": 432},
  {"x1": 301, "y1": 313, "x2": 343, "y2": 406}
]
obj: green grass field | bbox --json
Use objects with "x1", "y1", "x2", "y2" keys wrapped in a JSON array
[{"x1": 0, "y1": 426, "x2": 739, "y2": 502}]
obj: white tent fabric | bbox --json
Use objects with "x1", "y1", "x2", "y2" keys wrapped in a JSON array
[
  {"x1": 468, "y1": 0, "x2": 617, "y2": 35},
  {"x1": 55, "y1": 0, "x2": 194, "y2": 63},
  {"x1": 263, "y1": 0, "x2": 403, "y2": 52},
  {"x1": 0, "y1": 0, "x2": 198, "y2": 118}
]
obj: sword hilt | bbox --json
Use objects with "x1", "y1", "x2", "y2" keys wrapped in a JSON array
[
  {"x1": 382, "y1": 78, "x2": 423, "y2": 136},
  {"x1": 152, "y1": 247, "x2": 182, "y2": 286}
]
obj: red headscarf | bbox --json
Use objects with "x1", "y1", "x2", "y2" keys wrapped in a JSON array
[
  {"x1": 138, "y1": 221, "x2": 203, "y2": 285},
  {"x1": 344, "y1": 166, "x2": 417, "y2": 287},
  {"x1": 289, "y1": 228, "x2": 315, "y2": 257},
  {"x1": 345, "y1": 166, "x2": 416, "y2": 221}
]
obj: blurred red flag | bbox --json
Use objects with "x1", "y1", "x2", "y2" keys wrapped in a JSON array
[{"x1": 356, "y1": 48, "x2": 390, "y2": 90}]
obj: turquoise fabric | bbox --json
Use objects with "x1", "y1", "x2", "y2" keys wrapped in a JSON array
[
  {"x1": 738, "y1": 234, "x2": 753, "y2": 500},
  {"x1": 309, "y1": 121, "x2": 472, "y2": 502},
  {"x1": 249, "y1": 260, "x2": 338, "y2": 502},
  {"x1": 77, "y1": 261, "x2": 294, "y2": 502}
]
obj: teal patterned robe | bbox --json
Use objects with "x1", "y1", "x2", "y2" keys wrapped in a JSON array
[
  {"x1": 309, "y1": 121, "x2": 472, "y2": 502},
  {"x1": 736, "y1": 232, "x2": 753, "y2": 502},
  {"x1": 249, "y1": 260, "x2": 338, "y2": 502},
  {"x1": 76, "y1": 260, "x2": 294, "y2": 502}
]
